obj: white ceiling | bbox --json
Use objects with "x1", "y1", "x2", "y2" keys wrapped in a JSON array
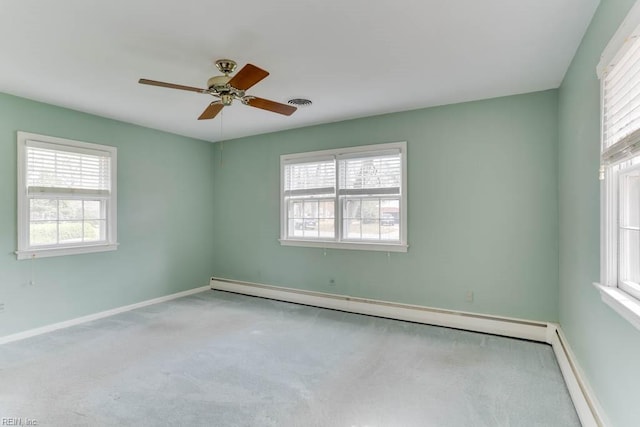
[{"x1": 0, "y1": 0, "x2": 599, "y2": 143}]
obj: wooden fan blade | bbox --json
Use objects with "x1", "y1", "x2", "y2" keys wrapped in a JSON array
[
  {"x1": 139, "y1": 78, "x2": 207, "y2": 94},
  {"x1": 198, "y1": 102, "x2": 224, "y2": 120},
  {"x1": 245, "y1": 97, "x2": 297, "y2": 116},
  {"x1": 228, "y1": 64, "x2": 269, "y2": 91}
]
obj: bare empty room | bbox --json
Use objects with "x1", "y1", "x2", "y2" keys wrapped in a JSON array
[{"x1": 1, "y1": 1, "x2": 639, "y2": 426}]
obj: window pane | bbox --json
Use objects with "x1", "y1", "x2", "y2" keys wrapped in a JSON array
[
  {"x1": 84, "y1": 219, "x2": 105, "y2": 242},
  {"x1": 620, "y1": 173, "x2": 640, "y2": 228},
  {"x1": 620, "y1": 229, "x2": 640, "y2": 283},
  {"x1": 59, "y1": 221, "x2": 83, "y2": 244},
  {"x1": 303, "y1": 200, "x2": 318, "y2": 219},
  {"x1": 30, "y1": 199, "x2": 57, "y2": 221},
  {"x1": 344, "y1": 218, "x2": 361, "y2": 239},
  {"x1": 30, "y1": 221, "x2": 57, "y2": 246},
  {"x1": 381, "y1": 222, "x2": 400, "y2": 241},
  {"x1": 84, "y1": 200, "x2": 103, "y2": 220},
  {"x1": 344, "y1": 199, "x2": 361, "y2": 220},
  {"x1": 59, "y1": 200, "x2": 83, "y2": 220},
  {"x1": 289, "y1": 218, "x2": 303, "y2": 238},
  {"x1": 619, "y1": 168, "x2": 640, "y2": 285},
  {"x1": 381, "y1": 199, "x2": 400, "y2": 221},
  {"x1": 319, "y1": 200, "x2": 334, "y2": 218},
  {"x1": 362, "y1": 199, "x2": 379, "y2": 223},
  {"x1": 303, "y1": 224, "x2": 318, "y2": 238},
  {"x1": 381, "y1": 198, "x2": 400, "y2": 241},
  {"x1": 319, "y1": 219, "x2": 335, "y2": 238},
  {"x1": 290, "y1": 201, "x2": 303, "y2": 219},
  {"x1": 361, "y1": 220, "x2": 381, "y2": 240}
]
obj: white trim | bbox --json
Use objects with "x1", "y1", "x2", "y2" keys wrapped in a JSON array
[
  {"x1": 594, "y1": 282, "x2": 640, "y2": 331},
  {"x1": 15, "y1": 243, "x2": 119, "y2": 260},
  {"x1": 550, "y1": 326, "x2": 609, "y2": 427},
  {"x1": 0, "y1": 285, "x2": 210, "y2": 345},
  {"x1": 280, "y1": 141, "x2": 408, "y2": 251},
  {"x1": 210, "y1": 277, "x2": 549, "y2": 342},
  {"x1": 210, "y1": 276, "x2": 606, "y2": 426},
  {"x1": 25, "y1": 137, "x2": 114, "y2": 158},
  {"x1": 279, "y1": 239, "x2": 408, "y2": 252},
  {"x1": 16, "y1": 131, "x2": 118, "y2": 259},
  {"x1": 281, "y1": 141, "x2": 404, "y2": 161}
]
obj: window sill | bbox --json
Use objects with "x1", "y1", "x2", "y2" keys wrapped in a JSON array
[
  {"x1": 16, "y1": 243, "x2": 119, "y2": 260},
  {"x1": 279, "y1": 239, "x2": 408, "y2": 253},
  {"x1": 593, "y1": 282, "x2": 640, "y2": 331}
]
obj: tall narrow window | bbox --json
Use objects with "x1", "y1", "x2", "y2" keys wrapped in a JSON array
[
  {"x1": 596, "y1": 1, "x2": 640, "y2": 330},
  {"x1": 16, "y1": 132, "x2": 118, "y2": 259},
  {"x1": 281, "y1": 142, "x2": 407, "y2": 252}
]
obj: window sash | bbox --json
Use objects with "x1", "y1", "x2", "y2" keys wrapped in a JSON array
[
  {"x1": 602, "y1": 158, "x2": 640, "y2": 291},
  {"x1": 341, "y1": 196, "x2": 401, "y2": 243},
  {"x1": 285, "y1": 197, "x2": 336, "y2": 240},
  {"x1": 617, "y1": 163, "x2": 640, "y2": 292}
]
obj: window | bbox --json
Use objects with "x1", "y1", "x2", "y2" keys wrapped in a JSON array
[
  {"x1": 596, "y1": 2, "x2": 640, "y2": 330},
  {"x1": 16, "y1": 132, "x2": 117, "y2": 259},
  {"x1": 280, "y1": 142, "x2": 407, "y2": 252}
]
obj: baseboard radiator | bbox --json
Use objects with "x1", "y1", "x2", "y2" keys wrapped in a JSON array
[{"x1": 210, "y1": 276, "x2": 605, "y2": 427}]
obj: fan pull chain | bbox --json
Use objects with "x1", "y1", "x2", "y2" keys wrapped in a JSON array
[{"x1": 219, "y1": 109, "x2": 224, "y2": 168}]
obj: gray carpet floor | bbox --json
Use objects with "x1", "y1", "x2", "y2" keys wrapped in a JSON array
[{"x1": 0, "y1": 290, "x2": 579, "y2": 426}]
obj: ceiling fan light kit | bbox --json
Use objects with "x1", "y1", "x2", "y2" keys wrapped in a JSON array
[{"x1": 139, "y1": 59, "x2": 297, "y2": 120}]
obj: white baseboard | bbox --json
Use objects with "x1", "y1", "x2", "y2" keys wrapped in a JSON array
[
  {"x1": 550, "y1": 327, "x2": 608, "y2": 427},
  {"x1": 0, "y1": 285, "x2": 210, "y2": 345},
  {"x1": 210, "y1": 276, "x2": 605, "y2": 427},
  {"x1": 211, "y1": 277, "x2": 549, "y2": 340}
]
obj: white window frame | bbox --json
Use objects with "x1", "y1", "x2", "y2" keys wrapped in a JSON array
[
  {"x1": 16, "y1": 132, "x2": 118, "y2": 260},
  {"x1": 279, "y1": 141, "x2": 408, "y2": 252},
  {"x1": 596, "y1": 0, "x2": 640, "y2": 331}
]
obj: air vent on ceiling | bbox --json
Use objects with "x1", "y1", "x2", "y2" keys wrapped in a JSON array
[{"x1": 287, "y1": 98, "x2": 312, "y2": 107}]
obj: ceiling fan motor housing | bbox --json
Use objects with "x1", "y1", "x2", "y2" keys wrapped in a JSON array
[{"x1": 207, "y1": 75, "x2": 231, "y2": 91}]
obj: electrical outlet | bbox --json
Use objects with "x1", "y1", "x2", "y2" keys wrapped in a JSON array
[
  {"x1": 465, "y1": 291, "x2": 474, "y2": 302},
  {"x1": 0, "y1": 303, "x2": 5, "y2": 313}
]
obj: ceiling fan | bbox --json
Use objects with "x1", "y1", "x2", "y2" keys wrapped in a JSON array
[{"x1": 138, "y1": 59, "x2": 297, "y2": 120}]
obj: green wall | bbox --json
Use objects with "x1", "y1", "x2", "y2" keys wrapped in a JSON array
[
  {"x1": 211, "y1": 90, "x2": 560, "y2": 321},
  {"x1": 558, "y1": 0, "x2": 640, "y2": 425},
  {"x1": 0, "y1": 93, "x2": 216, "y2": 336},
  {"x1": 3, "y1": 13, "x2": 635, "y2": 419}
]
